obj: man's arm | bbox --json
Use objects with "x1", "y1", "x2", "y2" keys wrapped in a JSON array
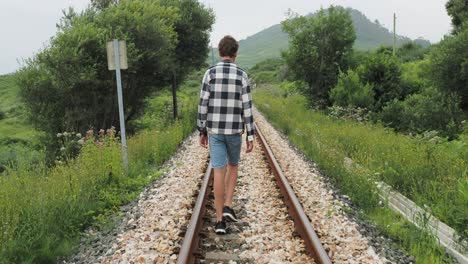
[
  {"x1": 242, "y1": 76, "x2": 255, "y2": 143},
  {"x1": 197, "y1": 71, "x2": 210, "y2": 147}
]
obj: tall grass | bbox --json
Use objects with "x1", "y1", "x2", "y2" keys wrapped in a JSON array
[
  {"x1": 255, "y1": 85, "x2": 466, "y2": 263},
  {"x1": 0, "y1": 87, "x2": 198, "y2": 263}
]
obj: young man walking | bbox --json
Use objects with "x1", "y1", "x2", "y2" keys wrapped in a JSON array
[{"x1": 197, "y1": 35, "x2": 255, "y2": 234}]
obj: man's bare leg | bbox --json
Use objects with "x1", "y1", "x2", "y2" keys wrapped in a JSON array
[
  {"x1": 224, "y1": 163, "x2": 238, "y2": 207},
  {"x1": 213, "y1": 167, "x2": 227, "y2": 222}
]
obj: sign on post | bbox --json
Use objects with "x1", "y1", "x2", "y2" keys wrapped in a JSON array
[
  {"x1": 107, "y1": 40, "x2": 128, "y2": 70},
  {"x1": 107, "y1": 39, "x2": 129, "y2": 173}
]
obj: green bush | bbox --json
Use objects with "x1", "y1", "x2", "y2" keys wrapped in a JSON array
[
  {"x1": 396, "y1": 42, "x2": 429, "y2": 63},
  {"x1": 277, "y1": 81, "x2": 299, "y2": 97},
  {"x1": 358, "y1": 48, "x2": 403, "y2": 110},
  {"x1": 400, "y1": 59, "x2": 432, "y2": 98},
  {"x1": 0, "y1": 144, "x2": 44, "y2": 174},
  {"x1": 377, "y1": 87, "x2": 465, "y2": 138},
  {"x1": 251, "y1": 71, "x2": 277, "y2": 84},
  {"x1": 330, "y1": 69, "x2": 374, "y2": 109},
  {"x1": 348, "y1": 50, "x2": 369, "y2": 70}
]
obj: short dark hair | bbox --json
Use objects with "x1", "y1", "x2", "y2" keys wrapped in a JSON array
[{"x1": 218, "y1": 35, "x2": 239, "y2": 57}]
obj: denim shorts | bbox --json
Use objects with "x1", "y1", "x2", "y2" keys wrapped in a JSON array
[{"x1": 209, "y1": 133, "x2": 242, "y2": 168}]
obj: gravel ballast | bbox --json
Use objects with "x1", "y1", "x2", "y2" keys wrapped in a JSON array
[{"x1": 203, "y1": 139, "x2": 314, "y2": 263}]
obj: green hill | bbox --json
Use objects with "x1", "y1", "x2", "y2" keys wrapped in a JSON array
[
  {"x1": 0, "y1": 74, "x2": 19, "y2": 113},
  {"x1": 210, "y1": 7, "x2": 431, "y2": 69},
  {"x1": 0, "y1": 74, "x2": 37, "y2": 141}
]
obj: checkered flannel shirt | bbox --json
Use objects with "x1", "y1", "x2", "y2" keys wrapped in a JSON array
[{"x1": 197, "y1": 60, "x2": 255, "y2": 141}]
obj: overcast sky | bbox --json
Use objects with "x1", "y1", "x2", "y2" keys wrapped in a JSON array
[{"x1": 0, "y1": 0, "x2": 452, "y2": 75}]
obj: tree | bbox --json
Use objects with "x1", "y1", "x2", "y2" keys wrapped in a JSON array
[
  {"x1": 17, "y1": 0, "x2": 183, "y2": 163},
  {"x1": 446, "y1": 0, "x2": 468, "y2": 34},
  {"x1": 91, "y1": 0, "x2": 119, "y2": 10},
  {"x1": 281, "y1": 6, "x2": 356, "y2": 108},
  {"x1": 160, "y1": 0, "x2": 214, "y2": 119},
  {"x1": 90, "y1": 0, "x2": 214, "y2": 120},
  {"x1": 357, "y1": 48, "x2": 403, "y2": 110},
  {"x1": 429, "y1": 27, "x2": 468, "y2": 111}
]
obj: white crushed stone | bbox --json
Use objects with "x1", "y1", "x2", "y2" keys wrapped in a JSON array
[
  {"x1": 253, "y1": 108, "x2": 385, "y2": 264},
  {"x1": 236, "y1": 139, "x2": 313, "y2": 263},
  {"x1": 101, "y1": 133, "x2": 208, "y2": 264}
]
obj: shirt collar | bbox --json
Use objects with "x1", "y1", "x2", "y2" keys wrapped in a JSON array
[{"x1": 218, "y1": 59, "x2": 235, "y2": 66}]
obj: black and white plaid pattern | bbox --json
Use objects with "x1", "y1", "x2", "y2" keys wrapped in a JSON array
[{"x1": 197, "y1": 60, "x2": 254, "y2": 141}]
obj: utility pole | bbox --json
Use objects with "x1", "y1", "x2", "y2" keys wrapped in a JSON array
[
  {"x1": 393, "y1": 13, "x2": 396, "y2": 55},
  {"x1": 172, "y1": 68, "x2": 178, "y2": 120}
]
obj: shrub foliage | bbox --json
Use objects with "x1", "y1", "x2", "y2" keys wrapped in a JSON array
[{"x1": 330, "y1": 69, "x2": 374, "y2": 109}]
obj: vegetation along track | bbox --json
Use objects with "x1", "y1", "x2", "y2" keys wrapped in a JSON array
[
  {"x1": 65, "y1": 112, "x2": 389, "y2": 263},
  {"x1": 178, "y1": 125, "x2": 331, "y2": 263}
]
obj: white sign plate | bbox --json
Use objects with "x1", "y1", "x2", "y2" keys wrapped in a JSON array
[{"x1": 107, "y1": 40, "x2": 128, "y2": 70}]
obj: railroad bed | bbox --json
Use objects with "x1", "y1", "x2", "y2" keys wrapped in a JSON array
[
  {"x1": 65, "y1": 110, "x2": 398, "y2": 264},
  {"x1": 182, "y1": 132, "x2": 318, "y2": 263},
  {"x1": 179, "y1": 110, "x2": 384, "y2": 264}
]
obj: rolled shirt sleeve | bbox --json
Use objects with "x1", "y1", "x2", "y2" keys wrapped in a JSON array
[
  {"x1": 197, "y1": 70, "x2": 210, "y2": 135},
  {"x1": 242, "y1": 77, "x2": 255, "y2": 141}
]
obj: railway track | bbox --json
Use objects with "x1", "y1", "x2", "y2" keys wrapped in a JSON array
[{"x1": 177, "y1": 125, "x2": 332, "y2": 264}]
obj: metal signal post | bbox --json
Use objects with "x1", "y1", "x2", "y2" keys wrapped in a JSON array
[
  {"x1": 393, "y1": 13, "x2": 397, "y2": 55},
  {"x1": 107, "y1": 39, "x2": 129, "y2": 173},
  {"x1": 211, "y1": 43, "x2": 215, "y2": 66}
]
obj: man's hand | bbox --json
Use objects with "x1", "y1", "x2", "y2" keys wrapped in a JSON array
[
  {"x1": 200, "y1": 134, "x2": 208, "y2": 148},
  {"x1": 245, "y1": 140, "x2": 254, "y2": 153}
]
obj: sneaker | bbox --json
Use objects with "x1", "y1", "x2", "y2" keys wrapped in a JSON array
[
  {"x1": 222, "y1": 206, "x2": 238, "y2": 222},
  {"x1": 214, "y1": 221, "x2": 226, "y2": 234}
]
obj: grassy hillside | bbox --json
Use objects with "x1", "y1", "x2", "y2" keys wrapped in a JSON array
[
  {"x1": 212, "y1": 7, "x2": 431, "y2": 69},
  {"x1": 0, "y1": 74, "x2": 37, "y2": 141},
  {"x1": 0, "y1": 75, "x2": 18, "y2": 113}
]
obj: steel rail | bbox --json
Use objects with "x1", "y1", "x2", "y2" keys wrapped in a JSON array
[
  {"x1": 255, "y1": 126, "x2": 332, "y2": 264},
  {"x1": 177, "y1": 162, "x2": 213, "y2": 264},
  {"x1": 178, "y1": 124, "x2": 332, "y2": 263}
]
